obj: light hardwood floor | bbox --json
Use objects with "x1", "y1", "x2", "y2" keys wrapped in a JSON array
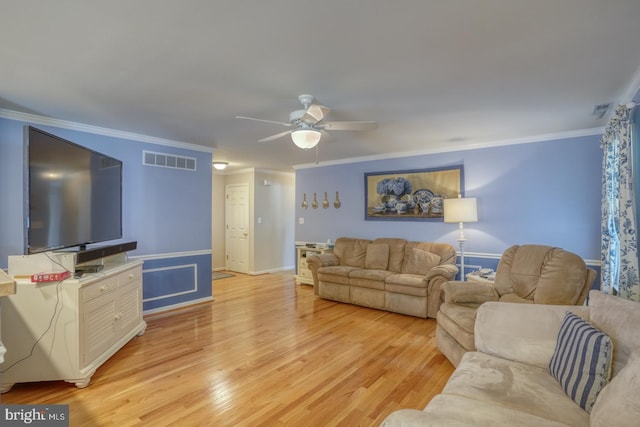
[{"x1": 1, "y1": 271, "x2": 454, "y2": 426}]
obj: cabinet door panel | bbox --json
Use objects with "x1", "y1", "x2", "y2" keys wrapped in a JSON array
[
  {"x1": 118, "y1": 280, "x2": 143, "y2": 336},
  {"x1": 82, "y1": 292, "x2": 118, "y2": 367}
]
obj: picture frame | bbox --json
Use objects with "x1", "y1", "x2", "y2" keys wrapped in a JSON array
[{"x1": 364, "y1": 165, "x2": 464, "y2": 221}]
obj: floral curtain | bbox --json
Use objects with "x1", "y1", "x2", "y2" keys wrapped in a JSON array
[{"x1": 601, "y1": 103, "x2": 639, "y2": 301}]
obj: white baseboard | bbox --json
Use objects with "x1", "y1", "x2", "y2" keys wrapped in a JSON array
[
  {"x1": 143, "y1": 296, "x2": 213, "y2": 315},
  {"x1": 250, "y1": 265, "x2": 295, "y2": 275}
]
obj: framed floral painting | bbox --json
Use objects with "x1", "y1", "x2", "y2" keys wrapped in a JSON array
[{"x1": 364, "y1": 165, "x2": 464, "y2": 221}]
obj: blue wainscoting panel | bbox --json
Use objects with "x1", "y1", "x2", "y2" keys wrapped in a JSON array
[{"x1": 138, "y1": 252, "x2": 212, "y2": 313}]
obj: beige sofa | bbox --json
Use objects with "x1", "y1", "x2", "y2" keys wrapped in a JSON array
[
  {"x1": 437, "y1": 244, "x2": 596, "y2": 366},
  {"x1": 306, "y1": 237, "x2": 457, "y2": 318},
  {"x1": 382, "y1": 291, "x2": 640, "y2": 426}
]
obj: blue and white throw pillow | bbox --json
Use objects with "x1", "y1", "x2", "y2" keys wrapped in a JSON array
[{"x1": 549, "y1": 312, "x2": 613, "y2": 412}]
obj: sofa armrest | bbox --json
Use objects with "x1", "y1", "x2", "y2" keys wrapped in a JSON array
[
  {"x1": 442, "y1": 281, "x2": 499, "y2": 304},
  {"x1": 424, "y1": 264, "x2": 458, "y2": 318},
  {"x1": 306, "y1": 253, "x2": 339, "y2": 270},
  {"x1": 306, "y1": 253, "x2": 339, "y2": 290},
  {"x1": 474, "y1": 301, "x2": 590, "y2": 369},
  {"x1": 425, "y1": 263, "x2": 457, "y2": 282}
]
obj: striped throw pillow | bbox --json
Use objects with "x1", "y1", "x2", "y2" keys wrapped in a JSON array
[{"x1": 549, "y1": 312, "x2": 613, "y2": 412}]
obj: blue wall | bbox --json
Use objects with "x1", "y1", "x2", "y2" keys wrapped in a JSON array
[
  {"x1": 0, "y1": 116, "x2": 213, "y2": 312},
  {"x1": 295, "y1": 134, "x2": 602, "y2": 278}
]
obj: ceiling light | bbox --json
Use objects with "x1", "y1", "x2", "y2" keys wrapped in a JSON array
[
  {"x1": 212, "y1": 161, "x2": 228, "y2": 170},
  {"x1": 291, "y1": 129, "x2": 321, "y2": 149}
]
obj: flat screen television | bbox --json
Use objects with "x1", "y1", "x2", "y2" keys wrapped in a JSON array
[{"x1": 25, "y1": 126, "x2": 123, "y2": 254}]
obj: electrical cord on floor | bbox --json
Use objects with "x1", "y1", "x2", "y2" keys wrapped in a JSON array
[
  {"x1": 0, "y1": 252, "x2": 71, "y2": 373},
  {"x1": 0, "y1": 279, "x2": 63, "y2": 373}
]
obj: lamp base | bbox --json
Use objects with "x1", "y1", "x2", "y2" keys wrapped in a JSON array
[{"x1": 457, "y1": 222, "x2": 466, "y2": 281}]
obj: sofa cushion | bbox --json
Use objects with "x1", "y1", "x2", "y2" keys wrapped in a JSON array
[
  {"x1": 494, "y1": 244, "x2": 589, "y2": 305},
  {"x1": 443, "y1": 351, "x2": 590, "y2": 426},
  {"x1": 589, "y1": 290, "x2": 640, "y2": 376},
  {"x1": 535, "y1": 249, "x2": 589, "y2": 305},
  {"x1": 549, "y1": 312, "x2": 612, "y2": 412},
  {"x1": 590, "y1": 351, "x2": 640, "y2": 427},
  {"x1": 422, "y1": 394, "x2": 574, "y2": 427},
  {"x1": 373, "y1": 238, "x2": 407, "y2": 272},
  {"x1": 333, "y1": 237, "x2": 371, "y2": 268},
  {"x1": 401, "y1": 248, "x2": 441, "y2": 275},
  {"x1": 442, "y1": 281, "x2": 498, "y2": 304},
  {"x1": 417, "y1": 241, "x2": 457, "y2": 265},
  {"x1": 494, "y1": 244, "x2": 550, "y2": 299},
  {"x1": 317, "y1": 265, "x2": 360, "y2": 286},
  {"x1": 474, "y1": 302, "x2": 590, "y2": 370},
  {"x1": 385, "y1": 273, "x2": 427, "y2": 289},
  {"x1": 365, "y1": 243, "x2": 389, "y2": 270},
  {"x1": 382, "y1": 394, "x2": 575, "y2": 426},
  {"x1": 349, "y1": 269, "x2": 393, "y2": 290}
]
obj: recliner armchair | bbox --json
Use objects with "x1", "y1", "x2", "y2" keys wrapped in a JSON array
[{"x1": 436, "y1": 244, "x2": 597, "y2": 366}]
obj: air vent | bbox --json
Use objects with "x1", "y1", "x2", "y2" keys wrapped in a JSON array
[
  {"x1": 593, "y1": 103, "x2": 612, "y2": 119},
  {"x1": 143, "y1": 150, "x2": 197, "y2": 171}
]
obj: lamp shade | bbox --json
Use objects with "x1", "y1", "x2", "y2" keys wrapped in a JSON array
[
  {"x1": 444, "y1": 197, "x2": 477, "y2": 223},
  {"x1": 291, "y1": 129, "x2": 321, "y2": 149},
  {"x1": 212, "y1": 161, "x2": 228, "y2": 170}
]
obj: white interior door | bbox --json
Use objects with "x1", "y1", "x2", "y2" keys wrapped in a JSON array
[{"x1": 225, "y1": 184, "x2": 249, "y2": 273}]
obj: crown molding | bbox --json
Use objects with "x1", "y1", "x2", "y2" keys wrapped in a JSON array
[
  {"x1": 293, "y1": 126, "x2": 604, "y2": 170},
  {"x1": 0, "y1": 108, "x2": 214, "y2": 153},
  {"x1": 255, "y1": 168, "x2": 295, "y2": 177},
  {"x1": 215, "y1": 167, "x2": 293, "y2": 177}
]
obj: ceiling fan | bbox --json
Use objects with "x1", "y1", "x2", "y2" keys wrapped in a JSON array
[{"x1": 236, "y1": 94, "x2": 377, "y2": 150}]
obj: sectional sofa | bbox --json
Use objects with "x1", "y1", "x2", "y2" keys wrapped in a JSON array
[{"x1": 382, "y1": 290, "x2": 640, "y2": 426}]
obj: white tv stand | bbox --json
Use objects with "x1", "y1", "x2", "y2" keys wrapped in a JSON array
[{"x1": 0, "y1": 250, "x2": 146, "y2": 392}]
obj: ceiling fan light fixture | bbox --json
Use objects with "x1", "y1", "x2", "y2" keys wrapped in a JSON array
[
  {"x1": 291, "y1": 129, "x2": 321, "y2": 149},
  {"x1": 212, "y1": 161, "x2": 228, "y2": 170}
]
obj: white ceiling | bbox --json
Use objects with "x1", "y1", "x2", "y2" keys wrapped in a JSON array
[{"x1": 2, "y1": 1, "x2": 640, "y2": 171}]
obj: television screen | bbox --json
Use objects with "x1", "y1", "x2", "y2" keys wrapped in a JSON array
[{"x1": 26, "y1": 126, "x2": 123, "y2": 254}]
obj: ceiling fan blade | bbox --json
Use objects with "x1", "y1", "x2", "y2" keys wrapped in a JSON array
[
  {"x1": 303, "y1": 104, "x2": 330, "y2": 123},
  {"x1": 319, "y1": 121, "x2": 377, "y2": 131},
  {"x1": 258, "y1": 130, "x2": 293, "y2": 142},
  {"x1": 236, "y1": 116, "x2": 292, "y2": 127},
  {"x1": 319, "y1": 129, "x2": 333, "y2": 141}
]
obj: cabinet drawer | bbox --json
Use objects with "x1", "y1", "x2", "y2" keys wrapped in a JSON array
[
  {"x1": 299, "y1": 269, "x2": 313, "y2": 278},
  {"x1": 82, "y1": 277, "x2": 118, "y2": 302},
  {"x1": 118, "y1": 267, "x2": 141, "y2": 287}
]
